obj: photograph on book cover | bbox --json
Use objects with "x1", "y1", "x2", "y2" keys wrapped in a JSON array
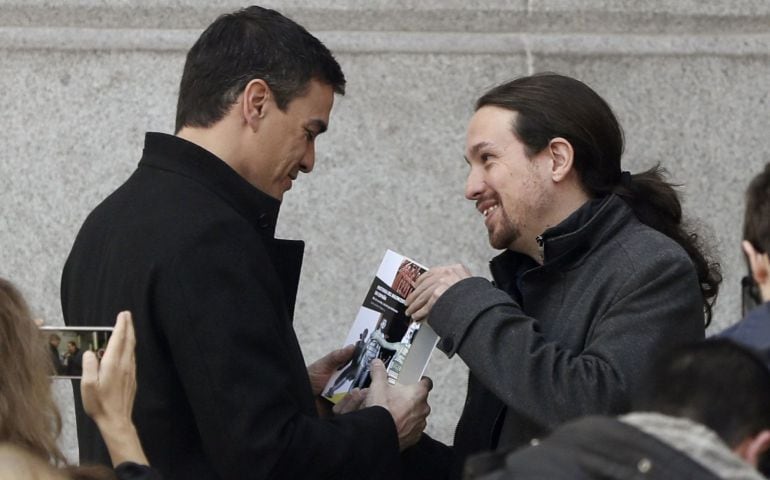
[{"x1": 323, "y1": 250, "x2": 438, "y2": 404}]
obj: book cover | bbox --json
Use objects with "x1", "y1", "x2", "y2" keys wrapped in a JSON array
[{"x1": 323, "y1": 250, "x2": 438, "y2": 404}]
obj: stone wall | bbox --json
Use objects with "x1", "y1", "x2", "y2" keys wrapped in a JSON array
[{"x1": 1, "y1": 0, "x2": 768, "y2": 464}]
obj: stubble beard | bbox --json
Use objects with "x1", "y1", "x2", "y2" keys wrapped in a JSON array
[{"x1": 487, "y1": 206, "x2": 520, "y2": 250}]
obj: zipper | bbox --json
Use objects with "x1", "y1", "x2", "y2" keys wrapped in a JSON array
[{"x1": 535, "y1": 235, "x2": 545, "y2": 262}]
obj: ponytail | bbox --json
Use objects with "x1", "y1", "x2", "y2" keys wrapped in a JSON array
[{"x1": 613, "y1": 165, "x2": 721, "y2": 325}]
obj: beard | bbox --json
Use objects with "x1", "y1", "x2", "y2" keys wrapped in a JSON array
[{"x1": 487, "y1": 206, "x2": 521, "y2": 250}]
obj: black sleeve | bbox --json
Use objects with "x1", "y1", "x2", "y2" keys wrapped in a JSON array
[{"x1": 114, "y1": 462, "x2": 164, "y2": 480}]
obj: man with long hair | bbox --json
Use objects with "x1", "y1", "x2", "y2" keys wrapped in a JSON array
[{"x1": 405, "y1": 73, "x2": 721, "y2": 478}]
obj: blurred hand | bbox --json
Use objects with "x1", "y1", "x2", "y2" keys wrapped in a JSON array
[
  {"x1": 405, "y1": 264, "x2": 471, "y2": 322},
  {"x1": 365, "y1": 359, "x2": 432, "y2": 450}
]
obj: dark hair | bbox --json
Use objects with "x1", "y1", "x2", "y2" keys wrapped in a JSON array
[
  {"x1": 636, "y1": 339, "x2": 770, "y2": 448},
  {"x1": 475, "y1": 72, "x2": 721, "y2": 325},
  {"x1": 175, "y1": 6, "x2": 346, "y2": 133},
  {"x1": 744, "y1": 163, "x2": 770, "y2": 254}
]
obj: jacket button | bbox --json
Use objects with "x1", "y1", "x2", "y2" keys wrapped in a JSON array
[
  {"x1": 637, "y1": 458, "x2": 652, "y2": 473},
  {"x1": 441, "y1": 337, "x2": 454, "y2": 351}
]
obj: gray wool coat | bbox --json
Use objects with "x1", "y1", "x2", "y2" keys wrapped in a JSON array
[{"x1": 403, "y1": 194, "x2": 705, "y2": 480}]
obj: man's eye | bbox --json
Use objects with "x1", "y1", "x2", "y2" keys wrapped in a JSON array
[{"x1": 480, "y1": 154, "x2": 491, "y2": 162}]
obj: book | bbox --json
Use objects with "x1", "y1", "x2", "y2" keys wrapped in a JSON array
[{"x1": 322, "y1": 250, "x2": 439, "y2": 404}]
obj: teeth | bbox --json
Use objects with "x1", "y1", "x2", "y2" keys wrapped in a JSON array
[{"x1": 482, "y1": 205, "x2": 499, "y2": 218}]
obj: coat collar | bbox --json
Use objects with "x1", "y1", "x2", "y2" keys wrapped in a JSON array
[
  {"x1": 490, "y1": 194, "x2": 634, "y2": 281},
  {"x1": 139, "y1": 132, "x2": 281, "y2": 239}
]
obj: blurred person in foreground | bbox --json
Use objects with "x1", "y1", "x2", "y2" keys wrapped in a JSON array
[
  {"x1": 466, "y1": 339, "x2": 770, "y2": 480},
  {"x1": 0, "y1": 277, "x2": 158, "y2": 479},
  {"x1": 404, "y1": 73, "x2": 721, "y2": 479}
]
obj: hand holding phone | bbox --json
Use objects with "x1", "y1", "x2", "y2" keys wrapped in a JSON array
[{"x1": 81, "y1": 311, "x2": 148, "y2": 467}]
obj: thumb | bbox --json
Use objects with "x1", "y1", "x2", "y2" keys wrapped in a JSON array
[
  {"x1": 369, "y1": 359, "x2": 387, "y2": 385},
  {"x1": 364, "y1": 359, "x2": 388, "y2": 409},
  {"x1": 81, "y1": 351, "x2": 99, "y2": 399},
  {"x1": 333, "y1": 344, "x2": 356, "y2": 364}
]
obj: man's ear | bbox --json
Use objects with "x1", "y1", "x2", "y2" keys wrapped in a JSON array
[
  {"x1": 241, "y1": 79, "x2": 271, "y2": 131},
  {"x1": 735, "y1": 429, "x2": 770, "y2": 467},
  {"x1": 547, "y1": 137, "x2": 575, "y2": 183},
  {"x1": 743, "y1": 241, "x2": 770, "y2": 288}
]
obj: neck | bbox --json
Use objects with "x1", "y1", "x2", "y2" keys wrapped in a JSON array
[
  {"x1": 176, "y1": 120, "x2": 243, "y2": 171},
  {"x1": 518, "y1": 185, "x2": 591, "y2": 264}
]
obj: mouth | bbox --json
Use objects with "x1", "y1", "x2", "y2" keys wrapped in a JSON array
[
  {"x1": 477, "y1": 199, "x2": 500, "y2": 218},
  {"x1": 481, "y1": 204, "x2": 499, "y2": 219}
]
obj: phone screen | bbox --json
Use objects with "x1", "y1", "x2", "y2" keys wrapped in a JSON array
[{"x1": 40, "y1": 326, "x2": 114, "y2": 379}]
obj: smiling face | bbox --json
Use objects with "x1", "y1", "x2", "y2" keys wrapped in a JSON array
[
  {"x1": 464, "y1": 106, "x2": 552, "y2": 254},
  {"x1": 245, "y1": 79, "x2": 335, "y2": 200}
]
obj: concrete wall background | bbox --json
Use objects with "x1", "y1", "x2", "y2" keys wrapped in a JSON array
[{"x1": 1, "y1": 0, "x2": 768, "y2": 464}]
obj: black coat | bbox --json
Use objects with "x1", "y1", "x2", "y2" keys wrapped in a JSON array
[{"x1": 62, "y1": 133, "x2": 399, "y2": 480}]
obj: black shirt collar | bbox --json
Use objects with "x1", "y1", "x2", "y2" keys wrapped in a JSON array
[
  {"x1": 139, "y1": 132, "x2": 281, "y2": 238},
  {"x1": 490, "y1": 194, "x2": 633, "y2": 280}
]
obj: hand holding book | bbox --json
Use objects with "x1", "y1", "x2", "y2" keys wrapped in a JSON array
[
  {"x1": 364, "y1": 359, "x2": 433, "y2": 451},
  {"x1": 405, "y1": 264, "x2": 472, "y2": 322}
]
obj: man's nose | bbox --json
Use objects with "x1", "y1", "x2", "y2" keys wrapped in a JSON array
[
  {"x1": 465, "y1": 167, "x2": 484, "y2": 200},
  {"x1": 300, "y1": 143, "x2": 315, "y2": 173}
]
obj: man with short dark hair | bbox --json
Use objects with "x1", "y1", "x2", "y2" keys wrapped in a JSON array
[
  {"x1": 719, "y1": 163, "x2": 770, "y2": 364},
  {"x1": 467, "y1": 340, "x2": 770, "y2": 479},
  {"x1": 61, "y1": 6, "x2": 430, "y2": 479}
]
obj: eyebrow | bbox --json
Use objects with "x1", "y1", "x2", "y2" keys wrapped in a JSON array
[
  {"x1": 306, "y1": 119, "x2": 328, "y2": 134},
  {"x1": 469, "y1": 141, "x2": 493, "y2": 157},
  {"x1": 464, "y1": 141, "x2": 494, "y2": 163}
]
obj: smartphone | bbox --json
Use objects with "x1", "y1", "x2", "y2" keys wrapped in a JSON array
[{"x1": 39, "y1": 326, "x2": 114, "y2": 379}]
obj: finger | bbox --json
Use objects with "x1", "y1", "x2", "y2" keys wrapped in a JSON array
[
  {"x1": 369, "y1": 359, "x2": 387, "y2": 386},
  {"x1": 81, "y1": 351, "x2": 99, "y2": 391},
  {"x1": 333, "y1": 344, "x2": 356, "y2": 364},
  {"x1": 406, "y1": 284, "x2": 435, "y2": 317},
  {"x1": 339, "y1": 388, "x2": 366, "y2": 413},
  {"x1": 410, "y1": 302, "x2": 433, "y2": 323},
  {"x1": 333, "y1": 391, "x2": 354, "y2": 415},
  {"x1": 419, "y1": 375, "x2": 434, "y2": 392},
  {"x1": 104, "y1": 311, "x2": 129, "y2": 364},
  {"x1": 405, "y1": 271, "x2": 438, "y2": 308},
  {"x1": 120, "y1": 311, "x2": 136, "y2": 372}
]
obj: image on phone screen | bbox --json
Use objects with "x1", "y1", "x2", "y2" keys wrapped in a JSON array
[{"x1": 39, "y1": 326, "x2": 114, "y2": 379}]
